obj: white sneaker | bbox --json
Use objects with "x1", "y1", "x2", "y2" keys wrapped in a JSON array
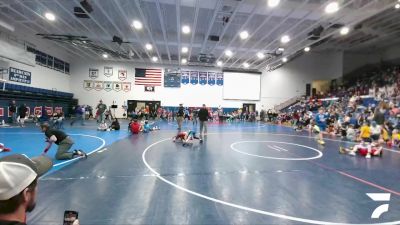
[
  {"x1": 348, "y1": 151, "x2": 356, "y2": 156},
  {"x1": 365, "y1": 154, "x2": 371, "y2": 159}
]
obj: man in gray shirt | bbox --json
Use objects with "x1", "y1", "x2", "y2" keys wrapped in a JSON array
[{"x1": 96, "y1": 100, "x2": 107, "y2": 123}]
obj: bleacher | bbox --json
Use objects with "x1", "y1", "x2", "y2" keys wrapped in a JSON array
[{"x1": 0, "y1": 81, "x2": 73, "y2": 98}]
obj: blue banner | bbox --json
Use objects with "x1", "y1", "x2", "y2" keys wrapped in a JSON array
[
  {"x1": 190, "y1": 71, "x2": 198, "y2": 85},
  {"x1": 199, "y1": 72, "x2": 207, "y2": 85},
  {"x1": 164, "y1": 69, "x2": 181, "y2": 88},
  {"x1": 181, "y1": 71, "x2": 189, "y2": 84},
  {"x1": 9, "y1": 67, "x2": 31, "y2": 84},
  {"x1": 216, "y1": 72, "x2": 224, "y2": 86},
  {"x1": 208, "y1": 72, "x2": 216, "y2": 86}
]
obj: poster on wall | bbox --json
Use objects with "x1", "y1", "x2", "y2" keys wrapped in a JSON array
[
  {"x1": 118, "y1": 69, "x2": 127, "y2": 81},
  {"x1": 104, "y1": 66, "x2": 113, "y2": 77},
  {"x1": 83, "y1": 80, "x2": 94, "y2": 91},
  {"x1": 190, "y1": 71, "x2": 199, "y2": 85},
  {"x1": 164, "y1": 68, "x2": 181, "y2": 88},
  {"x1": 94, "y1": 81, "x2": 103, "y2": 91},
  {"x1": 104, "y1": 81, "x2": 113, "y2": 92},
  {"x1": 34, "y1": 107, "x2": 42, "y2": 116},
  {"x1": 199, "y1": 72, "x2": 207, "y2": 85},
  {"x1": 208, "y1": 72, "x2": 216, "y2": 86},
  {"x1": 9, "y1": 67, "x2": 31, "y2": 84},
  {"x1": 122, "y1": 82, "x2": 131, "y2": 92},
  {"x1": 181, "y1": 71, "x2": 189, "y2": 84},
  {"x1": 216, "y1": 72, "x2": 224, "y2": 86},
  {"x1": 55, "y1": 107, "x2": 63, "y2": 114},
  {"x1": 145, "y1": 86, "x2": 155, "y2": 92},
  {"x1": 113, "y1": 82, "x2": 122, "y2": 92},
  {"x1": 45, "y1": 106, "x2": 53, "y2": 116},
  {"x1": 0, "y1": 108, "x2": 3, "y2": 117},
  {"x1": 89, "y1": 68, "x2": 99, "y2": 79}
]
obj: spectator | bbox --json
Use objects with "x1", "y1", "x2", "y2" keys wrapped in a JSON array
[
  {"x1": 17, "y1": 104, "x2": 28, "y2": 128},
  {"x1": 0, "y1": 154, "x2": 53, "y2": 225},
  {"x1": 176, "y1": 104, "x2": 184, "y2": 130},
  {"x1": 198, "y1": 104, "x2": 209, "y2": 141},
  {"x1": 70, "y1": 105, "x2": 84, "y2": 126},
  {"x1": 96, "y1": 100, "x2": 107, "y2": 123},
  {"x1": 110, "y1": 118, "x2": 120, "y2": 130},
  {"x1": 8, "y1": 100, "x2": 17, "y2": 124}
]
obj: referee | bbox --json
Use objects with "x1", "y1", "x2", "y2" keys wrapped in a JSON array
[{"x1": 40, "y1": 123, "x2": 87, "y2": 160}]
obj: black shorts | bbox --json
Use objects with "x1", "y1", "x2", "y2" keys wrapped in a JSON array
[
  {"x1": 371, "y1": 134, "x2": 380, "y2": 141},
  {"x1": 362, "y1": 137, "x2": 371, "y2": 143}
]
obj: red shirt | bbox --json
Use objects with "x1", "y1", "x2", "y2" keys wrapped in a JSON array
[{"x1": 130, "y1": 122, "x2": 141, "y2": 134}]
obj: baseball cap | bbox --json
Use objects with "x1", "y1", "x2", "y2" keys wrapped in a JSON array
[{"x1": 0, "y1": 154, "x2": 53, "y2": 200}]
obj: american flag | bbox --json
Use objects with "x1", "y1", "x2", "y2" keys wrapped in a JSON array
[{"x1": 135, "y1": 68, "x2": 162, "y2": 86}]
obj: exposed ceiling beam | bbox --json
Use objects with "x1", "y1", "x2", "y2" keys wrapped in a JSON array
[
  {"x1": 176, "y1": 0, "x2": 181, "y2": 65},
  {"x1": 199, "y1": 0, "x2": 223, "y2": 54},
  {"x1": 155, "y1": 0, "x2": 172, "y2": 63},
  {"x1": 187, "y1": 0, "x2": 200, "y2": 63}
]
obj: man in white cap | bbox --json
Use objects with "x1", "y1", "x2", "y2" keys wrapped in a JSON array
[{"x1": 0, "y1": 154, "x2": 53, "y2": 225}]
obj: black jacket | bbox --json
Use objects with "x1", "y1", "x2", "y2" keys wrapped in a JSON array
[
  {"x1": 198, "y1": 108, "x2": 209, "y2": 121},
  {"x1": 177, "y1": 106, "x2": 184, "y2": 117}
]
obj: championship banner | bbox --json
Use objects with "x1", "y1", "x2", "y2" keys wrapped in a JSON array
[
  {"x1": 118, "y1": 69, "x2": 127, "y2": 81},
  {"x1": 190, "y1": 71, "x2": 199, "y2": 85},
  {"x1": 208, "y1": 72, "x2": 216, "y2": 86},
  {"x1": 145, "y1": 86, "x2": 155, "y2": 92},
  {"x1": 199, "y1": 72, "x2": 207, "y2": 85},
  {"x1": 104, "y1": 81, "x2": 113, "y2": 92},
  {"x1": 34, "y1": 107, "x2": 42, "y2": 117},
  {"x1": 181, "y1": 71, "x2": 189, "y2": 85},
  {"x1": 0, "y1": 108, "x2": 3, "y2": 117},
  {"x1": 104, "y1": 66, "x2": 113, "y2": 77},
  {"x1": 45, "y1": 107, "x2": 53, "y2": 116},
  {"x1": 9, "y1": 67, "x2": 31, "y2": 84},
  {"x1": 83, "y1": 80, "x2": 94, "y2": 91},
  {"x1": 216, "y1": 72, "x2": 224, "y2": 86},
  {"x1": 55, "y1": 107, "x2": 63, "y2": 114},
  {"x1": 164, "y1": 69, "x2": 181, "y2": 88},
  {"x1": 113, "y1": 82, "x2": 122, "y2": 92},
  {"x1": 94, "y1": 81, "x2": 103, "y2": 91},
  {"x1": 89, "y1": 68, "x2": 99, "y2": 79},
  {"x1": 122, "y1": 82, "x2": 131, "y2": 92}
]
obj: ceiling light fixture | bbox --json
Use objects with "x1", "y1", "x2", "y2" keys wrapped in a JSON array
[
  {"x1": 239, "y1": 31, "x2": 249, "y2": 40},
  {"x1": 182, "y1": 25, "x2": 191, "y2": 34},
  {"x1": 304, "y1": 47, "x2": 310, "y2": 52},
  {"x1": 280, "y1": 35, "x2": 290, "y2": 43},
  {"x1": 151, "y1": 56, "x2": 158, "y2": 62},
  {"x1": 282, "y1": 57, "x2": 288, "y2": 62},
  {"x1": 257, "y1": 52, "x2": 265, "y2": 59},
  {"x1": 145, "y1": 43, "x2": 153, "y2": 50},
  {"x1": 277, "y1": 47, "x2": 284, "y2": 52},
  {"x1": 340, "y1": 26, "x2": 350, "y2": 35},
  {"x1": 225, "y1": 50, "x2": 233, "y2": 57},
  {"x1": 181, "y1": 58, "x2": 187, "y2": 64},
  {"x1": 181, "y1": 47, "x2": 188, "y2": 53},
  {"x1": 243, "y1": 62, "x2": 249, "y2": 68},
  {"x1": 217, "y1": 61, "x2": 223, "y2": 66},
  {"x1": 44, "y1": 12, "x2": 56, "y2": 21},
  {"x1": 102, "y1": 53, "x2": 108, "y2": 58},
  {"x1": 268, "y1": 0, "x2": 280, "y2": 8},
  {"x1": 325, "y1": 1, "x2": 339, "y2": 14},
  {"x1": 395, "y1": 3, "x2": 400, "y2": 9},
  {"x1": 132, "y1": 20, "x2": 143, "y2": 30}
]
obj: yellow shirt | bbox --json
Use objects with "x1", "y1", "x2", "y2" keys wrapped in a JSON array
[
  {"x1": 360, "y1": 125, "x2": 371, "y2": 138},
  {"x1": 382, "y1": 129, "x2": 389, "y2": 141}
]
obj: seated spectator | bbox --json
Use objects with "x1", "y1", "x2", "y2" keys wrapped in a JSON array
[
  {"x1": 110, "y1": 118, "x2": 120, "y2": 130},
  {"x1": 130, "y1": 119, "x2": 142, "y2": 134}
]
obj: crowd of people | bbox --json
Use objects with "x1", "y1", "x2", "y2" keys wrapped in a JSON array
[{"x1": 267, "y1": 65, "x2": 400, "y2": 157}]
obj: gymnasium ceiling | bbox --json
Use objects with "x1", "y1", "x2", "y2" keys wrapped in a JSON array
[{"x1": 0, "y1": 0, "x2": 399, "y2": 71}]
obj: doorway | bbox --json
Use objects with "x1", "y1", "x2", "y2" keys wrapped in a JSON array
[
  {"x1": 243, "y1": 103, "x2": 256, "y2": 112},
  {"x1": 128, "y1": 100, "x2": 161, "y2": 118}
]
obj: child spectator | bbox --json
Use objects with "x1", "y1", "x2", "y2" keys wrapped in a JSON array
[
  {"x1": 346, "y1": 124, "x2": 356, "y2": 141},
  {"x1": 359, "y1": 122, "x2": 371, "y2": 142},
  {"x1": 130, "y1": 119, "x2": 142, "y2": 134},
  {"x1": 110, "y1": 118, "x2": 120, "y2": 130}
]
